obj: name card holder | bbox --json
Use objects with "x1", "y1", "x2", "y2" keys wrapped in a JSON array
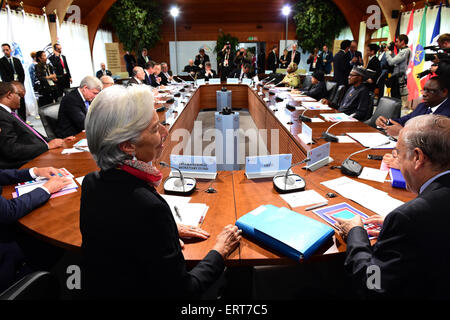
[
  {"x1": 303, "y1": 143, "x2": 333, "y2": 172},
  {"x1": 245, "y1": 154, "x2": 292, "y2": 179},
  {"x1": 227, "y1": 78, "x2": 239, "y2": 84},
  {"x1": 169, "y1": 155, "x2": 218, "y2": 180}
]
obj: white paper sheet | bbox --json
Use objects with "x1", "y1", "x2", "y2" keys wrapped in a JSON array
[
  {"x1": 280, "y1": 190, "x2": 328, "y2": 208},
  {"x1": 358, "y1": 167, "x2": 389, "y2": 183}
]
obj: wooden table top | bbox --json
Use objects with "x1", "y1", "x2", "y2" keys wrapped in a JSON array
[{"x1": 2, "y1": 83, "x2": 416, "y2": 265}]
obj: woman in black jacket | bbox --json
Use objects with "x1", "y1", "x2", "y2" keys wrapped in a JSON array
[{"x1": 81, "y1": 85, "x2": 241, "y2": 299}]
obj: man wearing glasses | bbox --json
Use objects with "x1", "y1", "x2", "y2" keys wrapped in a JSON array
[
  {"x1": 376, "y1": 76, "x2": 449, "y2": 137},
  {"x1": 335, "y1": 114, "x2": 450, "y2": 299}
]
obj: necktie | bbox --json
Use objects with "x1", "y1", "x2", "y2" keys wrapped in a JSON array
[
  {"x1": 60, "y1": 56, "x2": 65, "y2": 69},
  {"x1": 11, "y1": 111, "x2": 48, "y2": 146},
  {"x1": 425, "y1": 107, "x2": 432, "y2": 114},
  {"x1": 85, "y1": 101, "x2": 90, "y2": 111}
]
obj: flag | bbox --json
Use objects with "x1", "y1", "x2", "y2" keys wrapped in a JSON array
[
  {"x1": 430, "y1": 3, "x2": 442, "y2": 45},
  {"x1": 6, "y1": 4, "x2": 39, "y2": 117},
  {"x1": 406, "y1": 9, "x2": 418, "y2": 101},
  {"x1": 412, "y1": 5, "x2": 428, "y2": 98}
]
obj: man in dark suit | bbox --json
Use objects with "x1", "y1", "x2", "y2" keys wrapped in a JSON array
[
  {"x1": 319, "y1": 45, "x2": 334, "y2": 74},
  {"x1": 55, "y1": 76, "x2": 102, "y2": 138},
  {"x1": 96, "y1": 63, "x2": 112, "y2": 79},
  {"x1": 197, "y1": 62, "x2": 217, "y2": 80},
  {"x1": 376, "y1": 76, "x2": 449, "y2": 137},
  {"x1": 349, "y1": 41, "x2": 363, "y2": 67},
  {"x1": 335, "y1": 114, "x2": 450, "y2": 299},
  {"x1": 333, "y1": 40, "x2": 352, "y2": 87},
  {"x1": 127, "y1": 66, "x2": 146, "y2": 86},
  {"x1": 267, "y1": 45, "x2": 279, "y2": 73},
  {"x1": 303, "y1": 70, "x2": 328, "y2": 101},
  {"x1": 0, "y1": 82, "x2": 69, "y2": 169},
  {"x1": 377, "y1": 43, "x2": 394, "y2": 97},
  {"x1": 1, "y1": 43, "x2": 26, "y2": 121},
  {"x1": 0, "y1": 167, "x2": 70, "y2": 292},
  {"x1": 286, "y1": 43, "x2": 301, "y2": 65},
  {"x1": 365, "y1": 44, "x2": 381, "y2": 93},
  {"x1": 194, "y1": 48, "x2": 210, "y2": 71},
  {"x1": 48, "y1": 43, "x2": 71, "y2": 97},
  {"x1": 124, "y1": 51, "x2": 136, "y2": 77},
  {"x1": 137, "y1": 48, "x2": 150, "y2": 69},
  {"x1": 219, "y1": 42, "x2": 235, "y2": 80},
  {"x1": 159, "y1": 62, "x2": 173, "y2": 85},
  {"x1": 327, "y1": 66, "x2": 370, "y2": 121},
  {"x1": 228, "y1": 63, "x2": 252, "y2": 80},
  {"x1": 183, "y1": 59, "x2": 198, "y2": 78}
]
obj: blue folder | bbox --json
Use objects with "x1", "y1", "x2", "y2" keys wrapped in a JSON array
[{"x1": 236, "y1": 205, "x2": 335, "y2": 261}]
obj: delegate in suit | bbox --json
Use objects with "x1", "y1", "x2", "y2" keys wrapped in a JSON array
[
  {"x1": 48, "y1": 43, "x2": 71, "y2": 96},
  {"x1": 319, "y1": 45, "x2": 334, "y2": 74},
  {"x1": 286, "y1": 43, "x2": 301, "y2": 65},
  {"x1": 0, "y1": 82, "x2": 69, "y2": 169},
  {"x1": 267, "y1": 46, "x2": 279, "y2": 73},
  {"x1": 376, "y1": 77, "x2": 449, "y2": 137},
  {"x1": 96, "y1": 63, "x2": 112, "y2": 79},
  {"x1": 55, "y1": 76, "x2": 102, "y2": 138},
  {"x1": 365, "y1": 44, "x2": 381, "y2": 93},
  {"x1": 333, "y1": 40, "x2": 352, "y2": 87},
  {"x1": 302, "y1": 70, "x2": 328, "y2": 101},
  {"x1": 81, "y1": 85, "x2": 241, "y2": 298},
  {"x1": 197, "y1": 62, "x2": 217, "y2": 80},
  {"x1": 335, "y1": 114, "x2": 450, "y2": 299},
  {"x1": 0, "y1": 167, "x2": 70, "y2": 292}
]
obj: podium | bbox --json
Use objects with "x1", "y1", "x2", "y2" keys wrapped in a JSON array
[
  {"x1": 216, "y1": 89, "x2": 232, "y2": 112},
  {"x1": 215, "y1": 111, "x2": 240, "y2": 171}
]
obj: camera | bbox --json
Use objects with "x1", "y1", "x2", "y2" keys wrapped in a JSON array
[{"x1": 388, "y1": 42, "x2": 395, "y2": 52}]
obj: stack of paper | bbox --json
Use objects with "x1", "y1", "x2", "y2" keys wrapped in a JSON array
[
  {"x1": 160, "y1": 195, "x2": 208, "y2": 226},
  {"x1": 320, "y1": 113, "x2": 358, "y2": 122},
  {"x1": 301, "y1": 101, "x2": 332, "y2": 110},
  {"x1": 15, "y1": 177, "x2": 78, "y2": 198},
  {"x1": 346, "y1": 132, "x2": 396, "y2": 149},
  {"x1": 280, "y1": 190, "x2": 328, "y2": 208},
  {"x1": 321, "y1": 176, "x2": 404, "y2": 217}
]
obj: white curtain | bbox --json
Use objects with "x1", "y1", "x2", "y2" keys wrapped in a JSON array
[
  {"x1": 59, "y1": 21, "x2": 93, "y2": 86},
  {"x1": 92, "y1": 29, "x2": 113, "y2": 76}
]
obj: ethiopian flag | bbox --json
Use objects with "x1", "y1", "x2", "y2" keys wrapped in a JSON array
[{"x1": 413, "y1": 5, "x2": 428, "y2": 94}]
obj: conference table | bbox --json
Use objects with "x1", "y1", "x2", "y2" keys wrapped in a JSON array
[{"x1": 2, "y1": 81, "x2": 416, "y2": 266}]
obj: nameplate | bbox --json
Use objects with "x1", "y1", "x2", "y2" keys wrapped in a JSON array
[
  {"x1": 253, "y1": 75, "x2": 259, "y2": 84},
  {"x1": 265, "y1": 70, "x2": 272, "y2": 74},
  {"x1": 245, "y1": 154, "x2": 292, "y2": 179},
  {"x1": 242, "y1": 78, "x2": 252, "y2": 86},
  {"x1": 209, "y1": 78, "x2": 221, "y2": 85},
  {"x1": 227, "y1": 78, "x2": 239, "y2": 84},
  {"x1": 170, "y1": 155, "x2": 217, "y2": 180},
  {"x1": 298, "y1": 122, "x2": 313, "y2": 144},
  {"x1": 304, "y1": 143, "x2": 333, "y2": 172},
  {"x1": 196, "y1": 78, "x2": 206, "y2": 86}
]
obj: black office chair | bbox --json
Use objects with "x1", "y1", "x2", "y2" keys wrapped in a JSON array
[
  {"x1": 325, "y1": 81, "x2": 337, "y2": 100},
  {"x1": 364, "y1": 91, "x2": 375, "y2": 121},
  {"x1": 365, "y1": 96, "x2": 402, "y2": 128},
  {"x1": 38, "y1": 102, "x2": 60, "y2": 140},
  {"x1": 301, "y1": 75, "x2": 312, "y2": 91},
  {"x1": 0, "y1": 271, "x2": 60, "y2": 300},
  {"x1": 330, "y1": 85, "x2": 346, "y2": 109}
]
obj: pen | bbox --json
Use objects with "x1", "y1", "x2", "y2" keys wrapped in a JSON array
[
  {"x1": 174, "y1": 205, "x2": 182, "y2": 222},
  {"x1": 305, "y1": 201, "x2": 328, "y2": 211}
]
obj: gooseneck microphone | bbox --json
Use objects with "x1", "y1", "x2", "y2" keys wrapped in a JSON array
[
  {"x1": 160, "y1": 161, "x2": 197, "y2": 195},
  {"x1": 273, "y1": 158, "x2": 311, "y2": 193},
  {"x1": 340, "y1": 141, "x2": 390, "y2": 176},
  {"x1": 298, "y1": 106, "x2": 312, "y2": 122},
  {"x1": 321, "y1": 113, "x2": 356, "y2": 142}
]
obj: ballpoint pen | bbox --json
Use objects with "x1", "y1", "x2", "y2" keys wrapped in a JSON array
[
  {"x1": 305, "y1": 201, "x2": 329, "y2": 211},
  {"x1": 174, "y1": 205, "x2": 182, "y2": 222}
]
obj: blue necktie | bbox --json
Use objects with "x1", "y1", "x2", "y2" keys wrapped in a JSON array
[
  {"x1": 85, "y1": 101, "x2": 90, "y2": 111},
  {"x1": 425, "y1": 107, "x2": 432, "y2": 114}
]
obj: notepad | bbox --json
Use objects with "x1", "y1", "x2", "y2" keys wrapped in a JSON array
[{"x1": 280, "y1": 190, "x2": 328, "y2": 208}]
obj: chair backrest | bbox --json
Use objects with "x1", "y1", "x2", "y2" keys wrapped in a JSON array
[
  {"x1": 301, "y1": 75, "x2": 312, "y2": 91},
  {"x1": 364, "y1": 91, "x2": 375, "y2": 121},
  {"x1": 326, "y1": 81, "x2": 337, "y2": 100},
  {"x1": 364, "y1": 96, "x2": 402, "y2": 128},
  {"x1": 331, "y1": 85, "x2": 346, "y2": 108},
  {"x1": 38, "y1": 102, "x2": 60, "y2": 140},
  {"x1": 0, "y1": 271, "x2": 60, "y2": 300}
]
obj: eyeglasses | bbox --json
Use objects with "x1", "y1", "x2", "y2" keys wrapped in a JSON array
[{"x1": 421, "y1": 88, "x2": 441, "y2": 94}]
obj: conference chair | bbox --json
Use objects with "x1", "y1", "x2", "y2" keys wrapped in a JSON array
[
  {"x1": 325, "y1": 81, "x2": 337, "y2": 100},
  {"x1": 0, "y1": 271, "x2": 60, "y2": 300},
  {"x1": 330, "y1": 85, "x2": 346, "y2": 109},
  {"x1": 301, "y1": 75, "x2": 312, "y2": 91},
  {"x1": 38, "y1": 102, "x2": 60, "y2": 140},
  {"x1": 364, "y1": 96, "x2": 402, "y2": 128},
  {"x1": 363, "y1": 91, "x2": 376, "y2": 121}
]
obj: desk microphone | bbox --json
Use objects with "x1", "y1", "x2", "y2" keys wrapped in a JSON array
[
  {"x1": 321, "y1": 113, "x2": 356, "y2": 142},
  {"x1": 175, "y1": 77, "x2": 190, "y2": 89},
  {"x1": 273, "y1": 158, "x2": 311, "y2": 193},
  {"x1": 340, "y1": 141, "x2": 390, "y2": 176},
  {"x1": 298, "y1": 106, "x2": 312, "y2": 122},
  {"x1": 175, "y1": 76, "x2": 187, "y2": 83},
  {"x1": 160, "y1": 161, "x2": 197, "y2": 195},
  {"x1": 263, "y1": 78, "x2": 277, "y2": 90}
]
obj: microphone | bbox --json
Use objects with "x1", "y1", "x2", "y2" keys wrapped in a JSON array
[
  {"x1": 263, "y1": 77, "x2": 277, "y2": 90},
  {"x1": 175, "y1": 76, "x2": 190, "y2": 89},
  {"x1": 298, "y1": 106, "x2": 312, "y2": 122},
  {"x1": 321, "y1": 113, "x2": 356, "y2": 142},
  {"x1": 273, "y1": 158, "x2": 311, "y2": 193},
  {"x1": 160, "y1": 161, "x2": 197, "y2": 195},
  {"x1": 175, "y1": 76, "x2": 187, "y2": 83},
  {"x1": 340, "y1": 141, "x2": 390, "y2": 176}
]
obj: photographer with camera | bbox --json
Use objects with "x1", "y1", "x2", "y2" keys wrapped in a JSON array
[
  {"x1": 384, "y1": 34, "x2": 411, "y2": 102},
  {"x1": 377, "y1": 42, "x2": 395, "y2": 97},
  {"x1": 219, "y1": 42, "x2": 235, "y2": 80},
  {"x1": 429, "y1": 34, "x2": 450, "y2": 88}
]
